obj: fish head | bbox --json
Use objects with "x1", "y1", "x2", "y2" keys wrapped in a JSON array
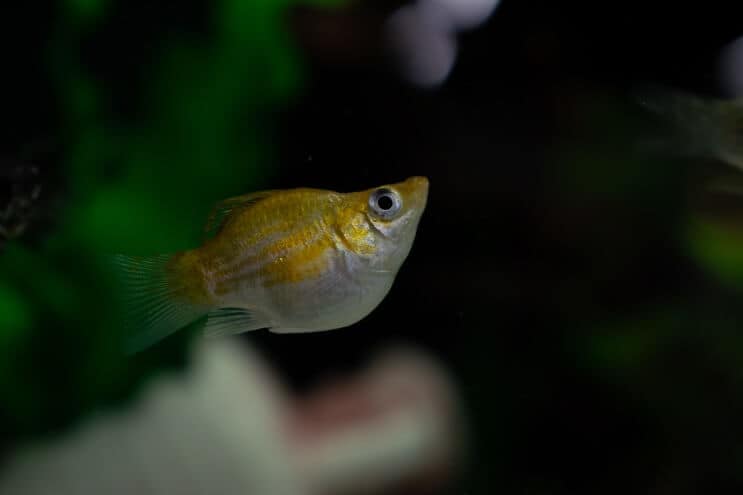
[{"x1": 340, "y1": 176, "x2": 429, "y2": 271}]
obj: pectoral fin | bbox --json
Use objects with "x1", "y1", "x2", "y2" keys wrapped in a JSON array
[
  {"x1": 634, "y1": 84, "x2": 743, "y2": 169},
  {"x1": 707, "y1": 174, "x2": 743, "y2": 196}
]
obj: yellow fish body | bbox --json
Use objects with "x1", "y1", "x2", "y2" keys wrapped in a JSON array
[{"x1": 115, "y1": 177, "x2": 429, "y2": 351}]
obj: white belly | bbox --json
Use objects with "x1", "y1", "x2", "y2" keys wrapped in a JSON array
[{"x1": 263, "y1": 251, "x2": 395, "y2": 333}]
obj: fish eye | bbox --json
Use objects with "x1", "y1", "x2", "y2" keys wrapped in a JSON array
[{"x1": 369, "y1": 188, "x2": 402, "y2": 219}]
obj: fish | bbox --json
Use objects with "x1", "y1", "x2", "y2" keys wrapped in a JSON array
[
  {"x1": 114, "y1": 177, "x2": 429, "y2": 352},
  {"x1": 635, "y1": 85, "x2": 743, "y2": 169}
]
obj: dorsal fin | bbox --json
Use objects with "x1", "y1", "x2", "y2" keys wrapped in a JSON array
[{"x1": 203, "y1": 190, "x2": 278, "y2": 240}]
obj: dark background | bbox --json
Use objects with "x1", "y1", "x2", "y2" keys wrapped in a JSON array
[
  {"x1": 4, "y1": 1, "x2": 743, "y2": 494},
  {"x1": 272, "y1": 2, "x2": 743, "y2": 493}
]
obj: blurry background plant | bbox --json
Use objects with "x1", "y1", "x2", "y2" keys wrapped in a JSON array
[
  {"x1": 4, "y1": 0, "x2": 743, "y2": 494},
  {"x1": 0, "y1": 0, "x2": 345, "y2": 450}
]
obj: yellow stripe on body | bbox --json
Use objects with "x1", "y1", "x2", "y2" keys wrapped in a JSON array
[
  {"x1": 199, "y1": 188, "x2": 379, "y2": 297},
  {"x1": 200, "y1": 192, "x2": 320, "y2": 293},
  {"x1": 260, "y1": 231, "x2": 335, "y2": 288},
  {"x1": 210, "y1": 218, "x2": 335, "y2": 295}
]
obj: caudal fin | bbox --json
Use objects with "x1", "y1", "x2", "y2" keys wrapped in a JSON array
[{"x1": 112, "y1": 253, "x2": 209, "y2": 353}]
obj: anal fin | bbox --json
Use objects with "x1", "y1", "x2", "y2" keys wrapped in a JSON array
[
  {"x1": 203, "y1": 308, "x2": 269, "y2": 339},
  {"x1": 269, "y1": 327, "x2": 311, "y2": 334}
]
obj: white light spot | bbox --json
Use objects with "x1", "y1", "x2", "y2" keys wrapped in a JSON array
[
  {"x1": 385, "y1": 4, "x2": 458, "y2": 88},
  {"x1": 426, "y1": 0, "x2": 501, "y2": 30},
  {"x1": 384, "y1": 0, "x2": 501, "y2": 88}
]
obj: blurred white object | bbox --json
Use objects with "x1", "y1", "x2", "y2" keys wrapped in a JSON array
[
  {"x1": 720, "y1": 35, "x2": 743, "y2": 96},
  {"x1": 386, "y1": 4, "x2": 458, "y2": 88},
  {"x1": 385, "y1": 0, "x2": 501, "y2": 87},
  {"x1": 428, "y1": 0, "x2": 501, "y2": 30},
  {"x1": 0, "y1": 340, "x2": 461, "y2": 495},
  {"x1": 293, "y1": 349, "x2": 460, "y2": 494}
]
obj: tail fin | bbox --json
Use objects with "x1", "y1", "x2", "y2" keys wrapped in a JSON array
[
  {"x1": 112, "y1": 253, "x2": 210, "y2": 353},
  {"x1": 634, "y1": 84, "x2": 743, "y2": 169}
]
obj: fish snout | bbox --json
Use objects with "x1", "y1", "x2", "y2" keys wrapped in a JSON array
[
  {"x1": 403, "y1": 176, "x2": 429, "y2": 208},
  {"x1": 407, "y1": 176, "x2": 429, "y2": 191}
]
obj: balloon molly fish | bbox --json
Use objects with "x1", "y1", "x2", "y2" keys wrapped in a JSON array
[{"x1": 115, "y1": 177, "x2": 429, "y2": 352}]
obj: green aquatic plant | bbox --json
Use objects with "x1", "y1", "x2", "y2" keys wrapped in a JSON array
[
  {"x1": 0, "y1": 0, "x2": 343, "y2": 446},
  {"x1": 686, "y1": 214, "x2": 743, "y2": 290}
]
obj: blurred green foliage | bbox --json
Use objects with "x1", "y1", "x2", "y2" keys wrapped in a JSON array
[
  {"x1": 0, "y1": 0, "x2": 342, "y2": 446},
  {"x1": 457, "y1": 88, "x2": 743, "y2": 492},
  {"x1": 686, "y1": 215, "x2": 743, "y2": 290}
]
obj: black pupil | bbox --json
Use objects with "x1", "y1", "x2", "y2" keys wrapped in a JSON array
[{"x1": 377, "y1": 194, "x2": 394, "y2": 210}]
